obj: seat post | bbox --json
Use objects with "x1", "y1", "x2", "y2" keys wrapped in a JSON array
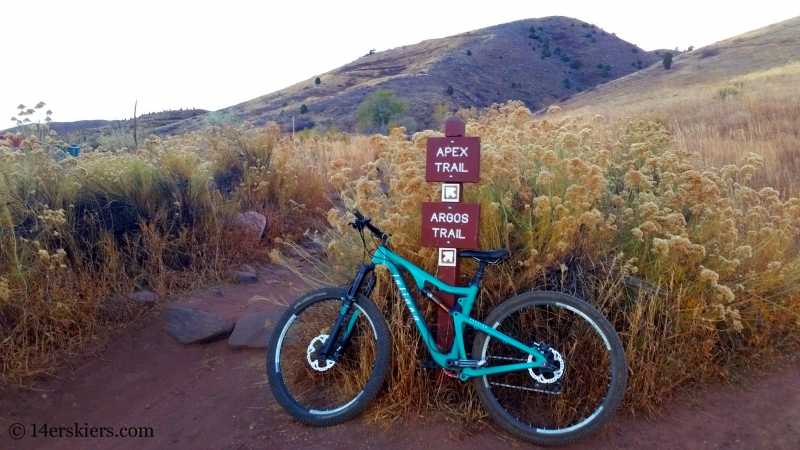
[{"x1": 470, "y1": 262, "x2": 488, "y2": 287}]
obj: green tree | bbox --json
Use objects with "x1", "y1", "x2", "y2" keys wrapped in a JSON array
[
  {"x1": 314, "y1": 77, "x2": 321, "y2": 85},
  {"x1": 431, "y1": 103, "x2": 451, "y2": 130},
  {"x1": 300, "y1": 104, "x2": 308, "y2": 114},
  {"x1": 446, "y1": 85, "x2": 454, "y2": 95},
  {"x1": 356, "y1": 89, "x2": 406, "y2": 133},
  {"x1": 662, "y1": 52, "x2": 674, "y2": 69}
]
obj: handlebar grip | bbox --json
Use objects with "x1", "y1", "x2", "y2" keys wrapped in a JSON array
[
  {"x1": 351, "y1": 209, "x2": 385, "y2": 238},
  {"x1": 352, "y1": 209, "x2": 366, "y2": 221}
]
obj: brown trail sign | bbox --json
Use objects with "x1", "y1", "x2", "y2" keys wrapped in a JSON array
[{"x1": 421, "y1": 117, "x2": 481, "y2": 352}]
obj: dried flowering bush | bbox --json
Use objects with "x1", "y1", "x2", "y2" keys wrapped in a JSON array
[{"x1": 322, "y1": 101, "x2": 800, "y2": 414}]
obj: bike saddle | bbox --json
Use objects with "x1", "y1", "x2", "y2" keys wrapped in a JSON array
[{"x1": 459, "y1": 249, "x2": 510, "y2": 265}]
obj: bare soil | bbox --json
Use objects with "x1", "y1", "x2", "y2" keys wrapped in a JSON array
[{"x1": 1, "y1": 264, "x2": 798, "y2": 449}]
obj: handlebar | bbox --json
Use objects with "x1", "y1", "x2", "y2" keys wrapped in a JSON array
[{"x1": 351, "y1": 209, "x2": 388, "y2": 242}]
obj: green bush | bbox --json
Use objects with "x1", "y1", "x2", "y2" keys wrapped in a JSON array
[
  {"x1": 466, "y1": 49, "x2": 472, "y2": 56},
  {"x1": 446, "y1": 85, "x2": 454, "y2": 95},
  {"x1": 300, "y1": 104, "x2": 308, "y2": 114},
  {"x1": 570, "y1": 60, "x2": 582, "y2": 69},
  {"x1": 356, "y1": 89, "x2": 407, "y2": 134},
  {"x1": 314, "y1": 77, "x2": 321, "y2": 85},
  {"x1": 663, "y1": 51, "x2": 674, "y2": 69}
]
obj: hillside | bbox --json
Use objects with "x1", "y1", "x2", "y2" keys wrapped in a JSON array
[
  {"x1": 555, "y1": 16, "x2": 800, "y2": 114},
  {"x1": 223, "y1": 16, "x2": 660, "y2": 132},
  {"x1": 20, "y1": 16, "x2": 658, "y2": 141}
]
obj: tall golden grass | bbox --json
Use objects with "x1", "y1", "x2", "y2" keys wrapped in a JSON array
[
  {"x1": 0, "y1": 121, "x2": 333, "y2": 387},
  {"x1": 566, "y1": 60, "x2": 800, "y2": 198}
]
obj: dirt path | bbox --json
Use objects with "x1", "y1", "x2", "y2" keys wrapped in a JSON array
[{"x1": 1, "y1": 264, "x2": 798, "y2": 449}]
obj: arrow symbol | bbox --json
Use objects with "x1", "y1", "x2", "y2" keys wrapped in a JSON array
[
  {"x1": 444, "y1": 185, "x2": 458, "y2": 199},
  {"x1": 441, "y1": 250, "x2": 455, "y2": 263}
]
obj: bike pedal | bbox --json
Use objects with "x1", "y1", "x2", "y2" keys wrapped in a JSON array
[{"x1": 419, "y1": 360, "x2": 440, "y2": 369}]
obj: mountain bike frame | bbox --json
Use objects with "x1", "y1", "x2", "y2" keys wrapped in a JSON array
[{"x1": 319, "y1": 243, "x2": 552, "y2": 382}]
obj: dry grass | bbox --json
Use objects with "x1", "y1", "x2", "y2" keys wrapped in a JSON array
[
  {"x1": 559, "y1": 17, "x2": 800, "y2": 198},
  {"x1": 0, "y1": 121, "x2": 332, "y2": 389}
]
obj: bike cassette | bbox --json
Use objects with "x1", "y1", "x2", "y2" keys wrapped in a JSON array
[{"x1": 307, "y1": 335, "x2": 335, "y2": 371}]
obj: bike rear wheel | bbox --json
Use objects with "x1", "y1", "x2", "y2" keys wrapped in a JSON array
[
  {"x1": 266, "y1": 287, "x2": 391, "y2": 426},
  {"x1": 472, "y1": 291, "x2": 627, "y2": 446}
]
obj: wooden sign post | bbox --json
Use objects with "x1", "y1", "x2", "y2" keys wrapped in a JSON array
[{"x1": 422, "y1": 117, "x2": 480, "y2": 350}]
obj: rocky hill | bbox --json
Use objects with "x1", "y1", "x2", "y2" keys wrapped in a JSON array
[
  {"x1": 220, "y1": 16, "x2": 660, "y2": 132},
  {"x1": 18, "y1": 16, "x2": 660, "y2": 141}
]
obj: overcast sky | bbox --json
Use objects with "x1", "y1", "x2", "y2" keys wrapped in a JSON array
[{"x1": 3, "y1": 1, "x2": 798, "y2": 123}]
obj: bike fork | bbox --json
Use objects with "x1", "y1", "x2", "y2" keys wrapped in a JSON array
[{"x1": 317, "y1": 264, "x2": 375, "y2": 362}]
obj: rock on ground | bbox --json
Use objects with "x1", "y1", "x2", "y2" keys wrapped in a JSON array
[
  {"x1": 232, "y1": 211, "x2": 267, "y2": 239},
  {"x1": 165, "y1": 307, "x2": 234, "y2": 345},
  {"x1": 227, "y1": 311, "x2": 277, "y2": 348},
  {"x1": 232, "y1": 271, "x2": 258, "y2": 283}
]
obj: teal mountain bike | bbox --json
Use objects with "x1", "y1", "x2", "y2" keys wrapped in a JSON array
[{"x1": 266, "y1": 211, "x2": 627, "y2": 446}]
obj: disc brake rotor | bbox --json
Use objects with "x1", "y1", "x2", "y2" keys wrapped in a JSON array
[
  {"x1": 307, "y1": 334, "x2": 335, "y2": 371},
  {"x1": 528, "y1": 346, "x2": 565, "y2": 384}
]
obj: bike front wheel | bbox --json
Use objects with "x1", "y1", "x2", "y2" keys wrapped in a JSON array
[
  {"x1": 266, "y1": 287, "x2": 391, "y2": 426},
  {"x1": 472, "y1": 291, "x2": 627, "y2": 446}
]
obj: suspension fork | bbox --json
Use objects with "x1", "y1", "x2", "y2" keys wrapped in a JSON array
[{"x1": 317, "y1": 263, "x2": 376, "y2": 361}]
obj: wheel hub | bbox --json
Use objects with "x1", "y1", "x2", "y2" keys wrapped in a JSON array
[
  {"x1": 528, "y1": 345, "x2": 564, "y2": 384},
  {"x1": 306, "y1": 334, "x2": 335, "y2": 371}
]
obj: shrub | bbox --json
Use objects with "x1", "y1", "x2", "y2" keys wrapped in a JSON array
[
  {"x1": 314, "y1": 77, "x2": 321, "y2": 85},
  {"x1": 632, "y1": 47, "x2": 638, "y2": 53},
  {"x1": 570, "y1": 60, "x2": 582, "y2": 69},
  {"x1": 717, "y1": 85, "x2": 743, "y2": 100},
  {"x1": 663, "y1": 51, "x2": 674, "y2": 69},
  {"x1": 585, "y1": 33, "x2": 592, "y2": 38},
  {"x1": 300, "y1": 104, "x2": 308, "y2": 114},
  {"x1": 355, "y1": 89, "x2": 407, "y2": 134},
  {"x1": 563, "y1": 78, "x2": 571, "y2": 89},
  {"x1": 446, "y1": 85, "x2": 454, "y2": 95},
  {"x1": 596, "y1": 63, "x2": 604, "y2": 69},
  {"x1": 466, "y1": 49, "x2": 472, "y2": 56},
  {"x1": 203, "y1": 110, "x2": 241, "y2": 129}
]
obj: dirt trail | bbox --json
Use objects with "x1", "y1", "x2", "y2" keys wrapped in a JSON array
[{"x1": 1, "y1": 264, "x2": 798, "y2": 450}]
